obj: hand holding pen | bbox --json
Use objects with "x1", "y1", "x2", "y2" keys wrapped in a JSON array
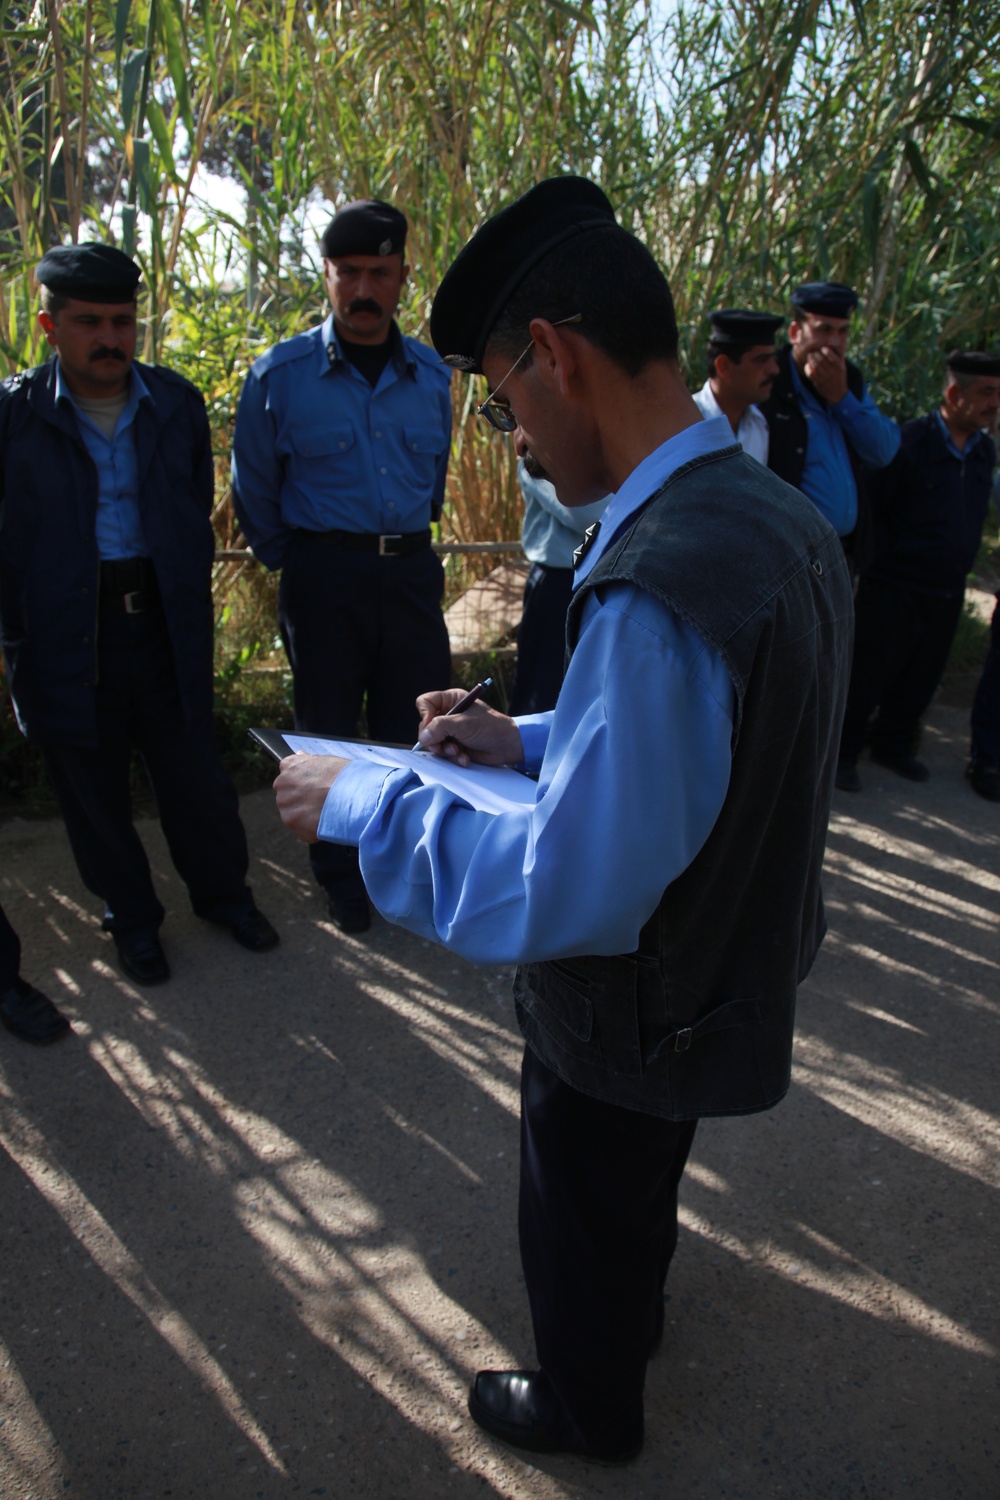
[{"x1": 414, "y1": 678, "x2": 524, "y2": 767}]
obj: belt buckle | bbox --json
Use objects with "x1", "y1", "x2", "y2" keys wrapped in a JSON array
[
  {"x1": 378, "y1": 533, "x2": 403, "y2": 556},
  {"x1": 123, "y1": 590, "x2": 144, "y2": 614}
]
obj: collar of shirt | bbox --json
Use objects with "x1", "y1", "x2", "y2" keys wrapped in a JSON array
[
  {"x1": 935, "y1": 408, "x2": 987, "y2": 462},
  {"x1": 55, "y1": 361, "x2": 152, "y2": 431},
  {"x1": 574, "y1": 414, "x2": 735, "y2": 585},
  {"x1": 695, "y1": 379, "x2": 768, "y2": 442},
  {"x1": 322, "y1": 313, "x2": 415, "y2": 381}
]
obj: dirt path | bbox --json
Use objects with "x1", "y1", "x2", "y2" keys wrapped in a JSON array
[{"x1": 1, "y1": 699, "x2": 997, "y2": 1500}]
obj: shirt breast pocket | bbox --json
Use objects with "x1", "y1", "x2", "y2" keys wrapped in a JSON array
[
  {"x1": 402, "y1": 424, "x2": 444, "y2": 486},
  {"x1": 289, "y1": 423, "x2": 356, "y2": 466}
]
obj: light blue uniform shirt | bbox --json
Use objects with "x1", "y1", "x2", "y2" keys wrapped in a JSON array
[
  {"x1": 231, "y1": 315, "x2": 452, "y2": 569},
  {"x1": 519, "y1": 465, "x2": 609, "y2": 569},
  {"x1": 56, "y1": 364, "x2": 152, "y2": 560},
  {"x1": 790, "y1": 357, "x2": 899, "y2": 536},
  {"x1": 317, "y1": 417, "x2": 737, "y2": 966}
]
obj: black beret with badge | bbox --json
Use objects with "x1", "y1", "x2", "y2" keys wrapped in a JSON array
[
  {"x1": 790, "y1": 281, "x2": 859, "y2": 318},
  {"x1": 431, "y1": 176, "x2": 618, "y2": 374},
  {"x1": 945, "y1": 349, "x2": 1000, "y2": 378},
  {"x1": 36, "y1": 242, "x2": 141, "y2": 302},
  {"x1": 321, "y1": 199, "x2": 408, "y2": 259},
  {"x1": 707, "y1": 307, "x2": 784, "y2": 347}
]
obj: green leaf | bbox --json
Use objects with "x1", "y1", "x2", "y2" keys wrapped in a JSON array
[
  {"x1": 120, "y1": 48, "x2": 147, "y2": 135},
  {"x1": 132, "y1": 136, "x2": 152, "y2": 213},
  {"x1": 121, "y1": 204, "x2": 137, "y2": 259},
  {"x1": 158, "y1": 0, "x2": 194, "y2": 139},
  {"x1": 114, "y1": 0, "x2": 133, "y2": 68},
  {"x1": 145, "y1": 95, "x2": 177, "y2": 180},
  {"x1": 902, "y1": 138, "x2": 933, "y2": 195}
]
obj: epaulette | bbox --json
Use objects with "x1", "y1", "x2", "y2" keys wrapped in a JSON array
[
  {"x1": 1, "y1": 369, "x2": 32, "y2": 396},
  {"x1": 407, "y1": 337, "x2": 453, "y2": 382},
  {"x1": 247, "y1": 328, "x2": 322, "y2": 380}
]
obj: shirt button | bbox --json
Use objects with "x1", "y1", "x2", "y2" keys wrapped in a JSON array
[
  {"x1": 339, "y1": 440, "x2": 347, "y2": 449},
  {"x1": 388, "y1": 502, "x2": 395, "y2": 510},
  {"x1": 380, "y1": 466, "x2": 387, "y2": 475},
  {"x1": 411, "y1": 442, "x2": 418, "y2": 451},
  {"x1": 375, "y1": 430, "x2": 382, "y2": 438}
]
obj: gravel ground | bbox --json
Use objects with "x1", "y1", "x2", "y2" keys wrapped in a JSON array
[{"x1": 0, "y1": 699, "x2": 997, "y2": 1500}]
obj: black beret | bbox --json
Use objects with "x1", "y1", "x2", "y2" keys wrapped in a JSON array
[
  {"x1": 708, "y1": 307, "x2": 784, "y2": 346},
  {"x1": 320, "y1": 200, "x2": 407, "y2": 259},
  {"x1": 945, "y1": 349, "x2": 1000, "y2": 378},
  {"x1": 791, "y1": 281, "x2": 858, "y2": 318},
  {"x1": 36, "y1": 242, "x2": 141, "y2": 302},
  {"x1": 430, "y1": 176, "x2": 617, "y2": 372}
]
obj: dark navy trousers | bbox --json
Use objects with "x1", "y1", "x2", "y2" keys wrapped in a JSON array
[
  {"x1": 508, "y1": 562, "x2": 573, "y2": 717},
  {"x1": 0, "y1": 901, "x2": 21, "y2": 992},
  {"x1": 971, "y1": 593, "x2": 1000, "y2": 766},
  {"x1": 518, "y1": 1045, "x2": 697, "y2": 1454},
  {"x1": 41, "y1": 603, "x2": 253, "y2": 943},
  {"x1": 278, "y1": 532, "x2": 451, "y2": 900},
  {"x1": 839, "y1": 575, "x2": 964, "y2": 761}
]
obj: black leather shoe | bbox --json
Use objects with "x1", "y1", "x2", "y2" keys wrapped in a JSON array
[
  {"x1": 870, "y1": 749, "x2": 929, "y2": 782},
  {"x1": 835, "y1": 758, "x2": 862, "y2": 792},
  {"x1": 967, "y1": 761, "x2": 1000, "y2": 802},
  {"x1": 468, "y1": 1370, "x2": 642, "y2": 1465},
  {"x1": 230, "y1": 907, "x2": 280, "y2": 952},
  {"x1": 0, "y1": 978, "x2": 71, "y2": 1044},
  {"x1": 327, "y1": 894, "x2": 371, "y2": 933},
  {"x1": 116, "y1": 933, "x2": 170, "y2": 985}
]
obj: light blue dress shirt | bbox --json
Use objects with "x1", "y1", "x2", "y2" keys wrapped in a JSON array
[
  {"x1": 317, "y1": 417, "x2": 737, "y2": 966},
  {"x1": 790, "y1": 358, "x2": 899, "y2": 536},
  {"x1": 231, "y1": 315, "x2": 452, "y2": 569},
  {"x1": 519, "y1": 465, "x2": 609, "y2": 569},
  {"x1": 57, "y1": 365, "x2": 152, "y2": 560}
]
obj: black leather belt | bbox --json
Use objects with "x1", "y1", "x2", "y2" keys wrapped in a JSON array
[
  {"x1": 299, "y1": 528, "x2": 432, "y2": 556},
  {"x1": 99, "y1": 557, "x2": 160, "y2": 613}
]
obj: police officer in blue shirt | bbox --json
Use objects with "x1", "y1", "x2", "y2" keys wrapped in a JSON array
[
  {"x1": 231, "y1": 200, "x2": 452, "y2": 933},
  {"x1": 0, "y1": 244, "x2": 279, "y2": 986},
  {"x1": 759, "y1": 280, "x2": 899, "y2": 572}
]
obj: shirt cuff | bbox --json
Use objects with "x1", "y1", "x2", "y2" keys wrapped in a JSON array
[
  {"x1": 513, "y1": 715, "x2": 550, "y2": 772},
  {"x1": 317, "y1": 759, "x2": 412, "y2": 844}
]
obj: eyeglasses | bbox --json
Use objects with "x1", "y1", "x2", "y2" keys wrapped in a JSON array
[{"x1": 476, "y1": 313, "x2": 583, "y2": 432}]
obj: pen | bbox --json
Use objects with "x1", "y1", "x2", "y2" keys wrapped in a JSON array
[
  {"x1": 413, "y1": 677, "x2": 492, "y2": 751},
  {"x1": 444, "y1": 677, "x2": 492, "y2": 717}
]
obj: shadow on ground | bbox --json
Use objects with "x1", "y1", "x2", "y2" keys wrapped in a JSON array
[{"x1": 0, "y1": 702, "x2": 997, "y2": 1500}]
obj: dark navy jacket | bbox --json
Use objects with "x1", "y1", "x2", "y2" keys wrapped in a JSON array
[
  {"x1": 0, "y1": 358, "x2": 216, "y2": 747},
  {"x1": 867, "y1": 412, "x2": 995, "y2": 595},
  {"x1": 514, "y1": 450, "x2": 854, "y2": 1120}
]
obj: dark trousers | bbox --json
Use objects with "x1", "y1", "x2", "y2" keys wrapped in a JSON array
[
  {"x1": 508, "y1": 563, "x2": 573, "y2": 717},
  {"x1": 971, "y1": 594, "x2": 1000, "y2": 766},
  {"x1": 41, "y1": 604, "x2": 252, "y2": 943},
  {"x1": 0, "y1": 901, "x2": 21, "y2": 992},
  {"x1": 518, "y1": 1046, "x2": 698, "y2": 1454},
  {"x1": 839, "y1": 576, "x2": 964, "y2": 762},
  {"x1": 278, "y1": 533, "x2": 451, "y2": 899}
]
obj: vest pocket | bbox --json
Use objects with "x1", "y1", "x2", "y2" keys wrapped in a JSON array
[{"x1": 517, "y1": 960, "x2": 594, "y2": 1042}]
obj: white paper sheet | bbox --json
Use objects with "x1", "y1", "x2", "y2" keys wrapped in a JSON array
[{"x1": 280, "y1": 733, "x2": 537, "y2": 815}]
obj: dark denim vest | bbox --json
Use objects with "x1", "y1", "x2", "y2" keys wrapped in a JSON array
[{"x1": 513, "y1": 445, "x2": 854, "y2": 1119}]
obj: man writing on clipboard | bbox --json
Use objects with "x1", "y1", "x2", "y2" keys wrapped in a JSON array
[{"x1": 272, "y1": 178, "x2": 853, "y2": 1465}]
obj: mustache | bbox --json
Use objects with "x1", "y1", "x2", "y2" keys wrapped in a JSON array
[
  {"x1": 347, "y1": 299, "x2": 383, "y2": 316},
  {"x1": 89, "y1": 347, "x2": 127, "y2": 362},
  {"x1": 522, "y1": 451, "x2": 550, "y2": 482}
]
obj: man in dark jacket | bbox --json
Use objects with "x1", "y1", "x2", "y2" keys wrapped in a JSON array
[
  {"x1": 0, "y1": 244, "x2": 278, "y2": 984},
  {"x1": 836, "y1": 350, "x2": 999, "y2": 790},
  {"x1": 271, "y1": 179, "x2": 854, "y2": 1464},
  {"x1": 759, "y1": 281, "x2": 899, "y2": 572}
]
